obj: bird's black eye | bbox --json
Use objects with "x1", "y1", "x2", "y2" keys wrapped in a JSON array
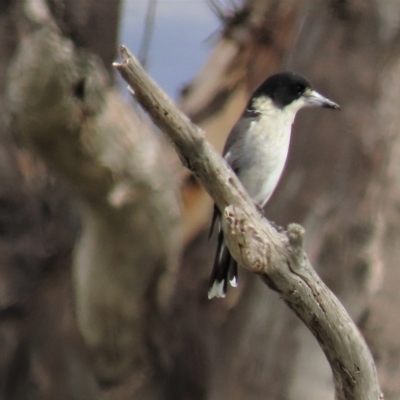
[{"x1": 296, "y1": 85, "x2": 304, "y2": 94}]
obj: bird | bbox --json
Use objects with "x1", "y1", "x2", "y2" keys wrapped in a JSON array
[{"x1": 208, "y1": 72, "x2": 340, "y2": 299}]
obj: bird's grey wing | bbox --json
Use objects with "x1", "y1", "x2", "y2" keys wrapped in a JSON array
[
  {"x1": 210, "y1": 115, "x2": 254, "y2": 242},
  {"x1": 223, "y1": 114, "x2": 259, "y2": 175},
  {"x1": 208, "y1": 113, "x2": 257, "y2": 298}
]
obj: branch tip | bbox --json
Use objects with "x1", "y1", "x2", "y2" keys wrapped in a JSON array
[
  {"x1": 119, "y1": 44, "x2": 128, "y2": 55},
  {"x1": 116, "y1": 45, "x2": 131, "y2": 66}
]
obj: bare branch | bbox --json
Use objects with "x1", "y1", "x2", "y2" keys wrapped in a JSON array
[{"x1": 114, "y1": 45, "x2": 383, "y2": 400}]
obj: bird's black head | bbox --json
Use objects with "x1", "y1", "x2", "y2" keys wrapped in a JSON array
[
  {"x1": 248, "y1": 72, "x2": 340, "y2": 111},
  {"x1": 253, "y1": 72, "x2": 311, "y2": 108}
]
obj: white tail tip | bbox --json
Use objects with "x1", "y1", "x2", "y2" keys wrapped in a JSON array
[
  {"x1": 208, "y1": 280, "x2": 226, "y2": 299},
  {"x1": 229, "y1": 276, "x2": 238, "y2": 287}
]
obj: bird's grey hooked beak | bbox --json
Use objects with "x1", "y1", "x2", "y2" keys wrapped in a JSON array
[{"x1": 304, "y1": 89, "x2": 340, "y2": 110}]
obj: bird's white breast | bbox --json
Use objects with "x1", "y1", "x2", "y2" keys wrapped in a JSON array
[{"x1": 238, "y1": 99, "x2": 299, "y2": 206}]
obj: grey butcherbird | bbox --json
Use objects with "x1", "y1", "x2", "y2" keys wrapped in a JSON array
[{"x1": 208, "y1": 72, "x2": 340, "y2": 299}]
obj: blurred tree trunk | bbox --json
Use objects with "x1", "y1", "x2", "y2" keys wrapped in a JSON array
[
  {"x1": 4, "y1": 1, "x2": 188, "y2": 399},
  {"x1": 2, "y1": 0, "x2": 400, "y2": 399},
  {"x1": 0, "y1": 1, "x2": 104, "y2": 398}
]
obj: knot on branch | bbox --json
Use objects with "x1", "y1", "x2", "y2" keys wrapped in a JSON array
[
  {"x1": 224, "y1": 205, "x2": 247, "y2": 242},
  {"x1": 286, "y1": 223, "x2": 305, "y2": 249},
  {"x1": 223, "y1": 205, "x2": 266, "y2": 273},
  {"x1": 286, "y1": 223, "x2": 308, "y2": 273}
]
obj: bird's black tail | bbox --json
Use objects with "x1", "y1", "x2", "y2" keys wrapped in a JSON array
[{"x1": 208, "y1": 220, "x2": 238, "y2": 299}]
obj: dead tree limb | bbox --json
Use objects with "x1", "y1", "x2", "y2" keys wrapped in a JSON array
[{"x1": 114, "y1": 45, "x2": 383, "y2": 400}]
